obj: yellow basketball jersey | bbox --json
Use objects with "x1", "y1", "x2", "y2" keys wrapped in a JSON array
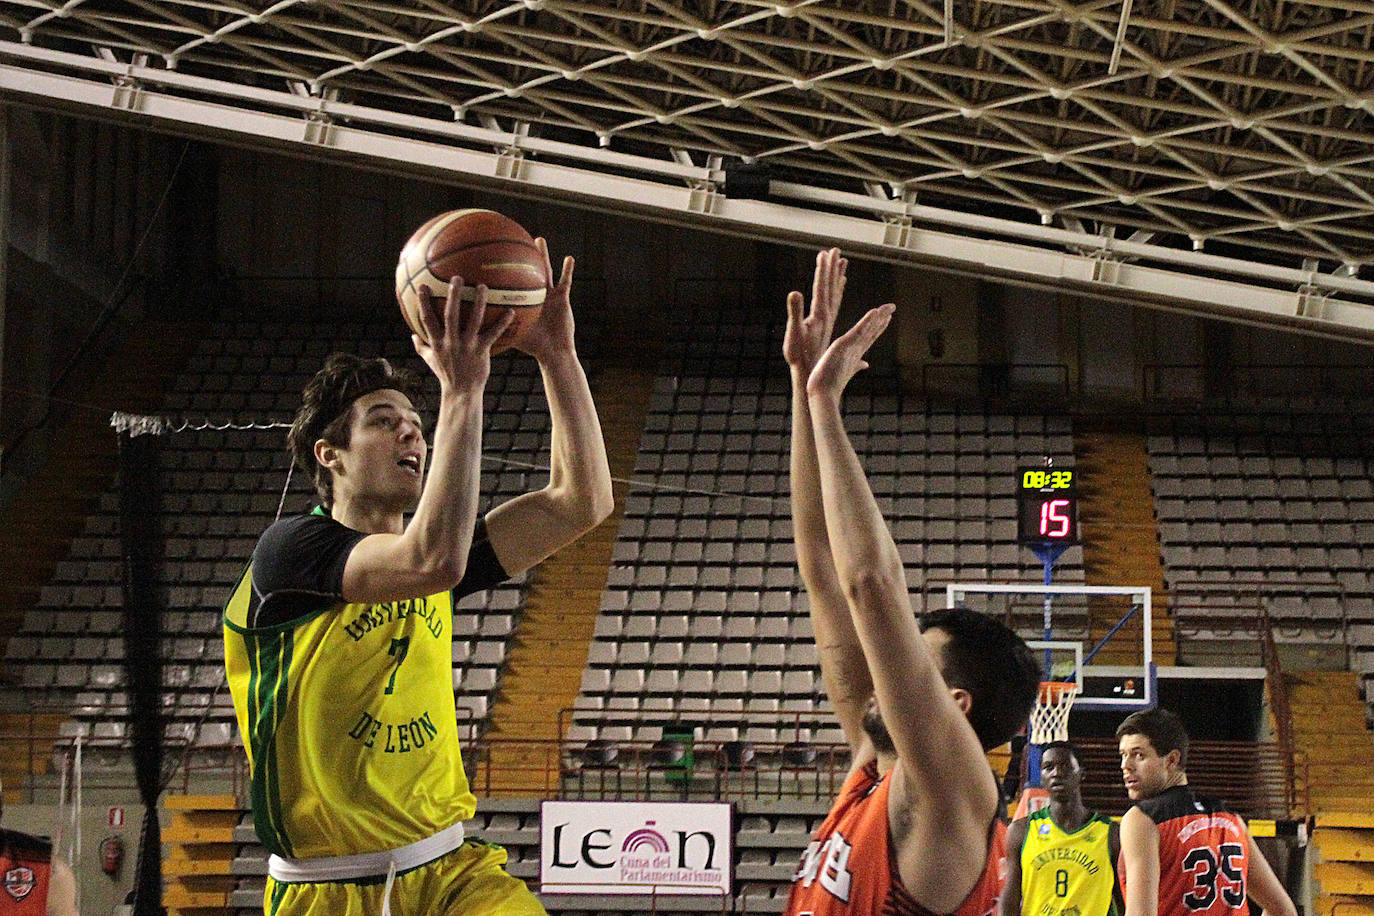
[
  {"x1": 224, "y1": 567, "x2": 474, "y2": 859},
  {"x1": 1020, "y1": 809, "x2": 1118, "y2": 916}
]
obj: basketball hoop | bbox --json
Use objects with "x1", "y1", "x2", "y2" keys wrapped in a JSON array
[{"x1": 1029, "y1": 681, "x2": 1080, "y2": 744}]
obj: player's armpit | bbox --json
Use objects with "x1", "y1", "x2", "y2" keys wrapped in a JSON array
[{"x1": 814, "y1": 635, "x2": 876, "y2": 762}]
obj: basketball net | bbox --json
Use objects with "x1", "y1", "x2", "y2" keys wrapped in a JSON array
[
  {"x1": 1029, "y1": 681, "x2": 1080, "y2": 745},
  {"x1": 1011, "y1": 682, "x2": 1082, "y2": 820}
]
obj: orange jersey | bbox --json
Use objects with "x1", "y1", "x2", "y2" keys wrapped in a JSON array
[
  {"x1": 1120, "y1": 787, "x2": 1251, "y2": 916},
  {"x1": 785, "y1": 762, "x2": 1008, "y2": 916},
  {"x1": 0, "y1": 829, "x2": 52, "y2": 916}
]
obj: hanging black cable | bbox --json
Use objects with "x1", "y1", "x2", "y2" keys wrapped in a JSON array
[{"x1": 117, "y1": 426, "x2": 165, "y2": 916}]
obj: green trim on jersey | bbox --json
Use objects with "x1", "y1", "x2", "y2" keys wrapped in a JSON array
[
  {"x1": 224, "y1": 548, "x2": 476, "y2": 860},
  {"x1": 246, "y1": 626, "x2": 295, "y2": 858}
]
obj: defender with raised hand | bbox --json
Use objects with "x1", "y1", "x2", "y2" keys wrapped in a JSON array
[{"x1": 784, "y1": 249, "x2": 1041, "y2": 916}]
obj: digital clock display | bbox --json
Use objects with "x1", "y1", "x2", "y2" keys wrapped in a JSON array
[
  {"x1": 1017, "y1": 467, "x2": 1079, "y2": 544},
  {"x1": 1018, "y1": 469, "x2": 1076, "y2": 492}
]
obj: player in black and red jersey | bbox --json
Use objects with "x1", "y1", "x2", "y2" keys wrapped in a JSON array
[{"x1": 1116, "y1": 708, "x2": 1296, "y2": 916}]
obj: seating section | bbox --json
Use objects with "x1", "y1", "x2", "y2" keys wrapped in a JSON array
[
  {"x1": 571, "y1": 372, "x2": 1082, "y2": 747},
  {"x1": 12, "y1": 295, "x2": 1361, "y2": 915},
  {"x1": 6, "y1": 317, "x2": 541, "y2": 747},
  {"x1": 1146, "y1": 403, "x2": 1374, "y2": 681}
]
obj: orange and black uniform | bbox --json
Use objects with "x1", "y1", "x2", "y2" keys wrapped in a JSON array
[
  {"x1": 785, "y1": 761, "x2": 1008, "y2": 916},
  {"x1": 0, "y1": 829, "x2": 52, "y2": 915},
  {"x1": 1120, "y1": 786, "x2": 1251, "y2": 916}
]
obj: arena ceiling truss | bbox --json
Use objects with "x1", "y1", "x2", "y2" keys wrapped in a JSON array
[{"x1": 5, "y1": 0, "x2": 1374, "y2": 339}]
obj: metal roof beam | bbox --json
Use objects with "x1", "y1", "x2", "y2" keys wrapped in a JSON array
[{"x1": 4, "y1": 41, "x2": 1374, "y2": 341}]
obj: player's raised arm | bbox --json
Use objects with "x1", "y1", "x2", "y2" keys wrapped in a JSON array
[
  {"x1": 806, "y1": 304, "x2": 1002, "y2": 896},
  {"x1": 338, "y1": 277, "x2": 512, "y2": 604},
  {"x1": 786, "y1": 249, "x2": 876, "y2": 765},
  {"x1": 1119, "y1": 806, "x2": 1161, "y2": 916},
  {"x1": 486, "y1": 239, "x2": 614, "y2": 575}
]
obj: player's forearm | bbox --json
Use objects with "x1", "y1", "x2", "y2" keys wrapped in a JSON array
[
  {"x1": 791, "y1": 370, "x2": 873, "y2": 714},
  {"x1": 537, "y1": 348, "x2": 613, "y2": 528},
  {"x1": 807, "y1": 390, "x2": 907, "y2": 600},
  {"x1": 402, "y1": 389, "x2": 485, "y2": 580},
  {"x1": 790, "y1": 369, "x2": 847, "y2": 610}
]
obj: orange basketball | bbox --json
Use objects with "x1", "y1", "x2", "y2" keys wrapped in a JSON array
[{"x1": 394, "y1": 209, "x2": 546, "y2": 354}]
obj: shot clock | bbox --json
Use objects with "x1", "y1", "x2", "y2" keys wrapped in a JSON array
[{"x1": 1016, "y1": 466, "x2": 1079, "y2": 544}]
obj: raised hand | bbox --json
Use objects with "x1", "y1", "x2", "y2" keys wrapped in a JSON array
[
  {"x1": 412, "y1": 277, "x2": 514, "y2": 393},
  {"x1": 807, "y1": 303, "x2": 895, "y2": 402},
  {"x1": 515, "y1": 237, "x2": 575, "y2": 361},
  {"x1": 784, "y1": 248, "x2": 846, "y2": 376}
]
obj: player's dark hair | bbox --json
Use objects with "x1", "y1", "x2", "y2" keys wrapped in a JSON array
[
  {"x1": 919, "y1": 607, "x2": 1041, "y2": 751},
  {"x1": 1115, "y1": 707, "x2": 1189, "y2": 768},
  {"x1": 288, "y1": 353, "x2": 424, "y2": 506},
  {"x1": 1041, "y1": 740, "x2": 1080, "y2": 764}
]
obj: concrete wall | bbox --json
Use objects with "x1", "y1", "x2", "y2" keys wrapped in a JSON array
[{"x1": 5, "y1": 800, "x2": 143, "y2": 916}]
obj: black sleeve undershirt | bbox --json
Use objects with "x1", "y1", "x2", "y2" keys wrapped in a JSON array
[{"x1": 249, "y1": 513, "x2": 508, "y2": 628}]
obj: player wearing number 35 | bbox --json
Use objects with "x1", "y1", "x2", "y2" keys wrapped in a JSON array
[
  {"x1": 1117, "y1": 708, "x2": 1296, "y2": 916},
  {"x1": 223, "y1": 248, "x2": 612, "y2": 916}
]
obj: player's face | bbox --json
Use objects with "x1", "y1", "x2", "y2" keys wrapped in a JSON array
[
  {"x1": 1118, "y1": 733, "x2": 1173, "y2": 800},
  {"x1": 1040, "y1": 748, "x2": 1082, "y2": 801},
  {"x1": 862, "y1": 628, "x2": 965, "y2": 758},
  {"x1": 332, "y1": 390, "x2": 427, "y2": 511}
]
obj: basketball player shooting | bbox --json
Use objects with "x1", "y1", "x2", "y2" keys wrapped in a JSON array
[
  {"x1": 223, "y1": 240, "x2": 612, "y2": 916},
  {"x1": 784, "y1": 249, "x2": 1041, "y2": 915}
]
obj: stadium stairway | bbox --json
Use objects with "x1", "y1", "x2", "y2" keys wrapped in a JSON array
[
  {"x1": 1073, "y1": 426, "x2": 1176, "y2": 664},
  {"x1": 476, "y1": 368, "x2": 655, "y2": 795},
  {"x1": 1289, "y1": 671, "x2": 1374, "y2": 916},
  {"x1": 161, "y1": 793, "x2": 238, "y2": 915}
]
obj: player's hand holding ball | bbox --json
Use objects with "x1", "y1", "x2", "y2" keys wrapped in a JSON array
[
  {"x1": 511, "y1": 237, "x2": 577, "y2": 363},
  {"x1": 410, "y1": 276, "x2": 513, "y2": 393}
]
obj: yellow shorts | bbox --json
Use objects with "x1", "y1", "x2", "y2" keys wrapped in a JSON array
[{"x1": 264, "y1": 838, "x2": 547, "y2": 916}]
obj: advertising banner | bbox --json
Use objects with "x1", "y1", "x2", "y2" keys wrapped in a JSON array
[{"x1": 539, "y1": 800, "x2": 732, "y2": 896}]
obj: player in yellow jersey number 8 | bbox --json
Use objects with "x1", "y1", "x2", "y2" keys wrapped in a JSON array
[{"x1": 1000, "y1": 742, "x2": 1122, "y2": 916}]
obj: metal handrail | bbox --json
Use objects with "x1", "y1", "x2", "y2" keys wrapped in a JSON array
[{"x1": 1257, "y1": 608, "x2": 1304, "y2": 816}]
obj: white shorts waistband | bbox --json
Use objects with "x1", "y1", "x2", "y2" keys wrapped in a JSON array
[{"x1": 268, "y1": 822, "x2": 466, "y2": 883}]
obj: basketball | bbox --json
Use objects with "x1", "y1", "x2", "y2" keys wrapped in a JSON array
[{"x1": 394, "y1": 208, "x2": 547, "y2": 353}]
